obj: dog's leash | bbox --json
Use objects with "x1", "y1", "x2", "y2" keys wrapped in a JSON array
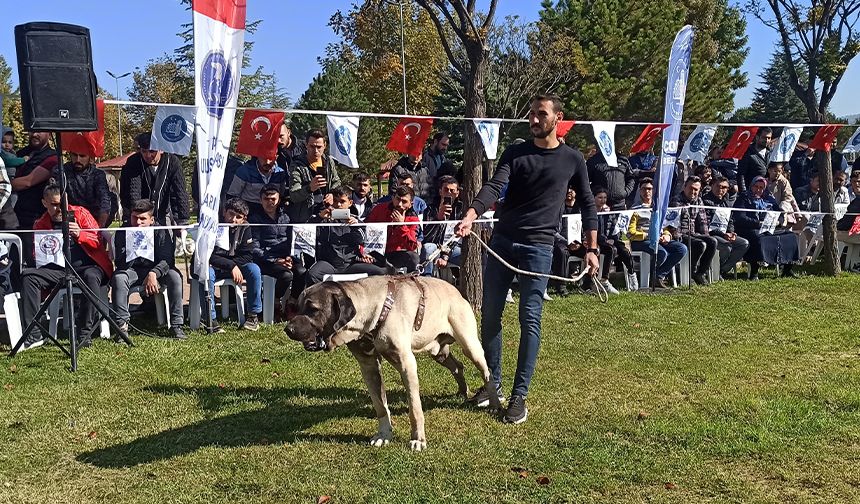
[{"x1": 420, "y1": 232, "x2": 608, "y2": 303}]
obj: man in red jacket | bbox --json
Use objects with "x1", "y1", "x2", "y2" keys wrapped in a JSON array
[
  {"x1": 367, "y1": 185, "x2": 421, "y2": 272},
  {"x1": 19, "y1": 184, "x2": 113, "y2": 350}
]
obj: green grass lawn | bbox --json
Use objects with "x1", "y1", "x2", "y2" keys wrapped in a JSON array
[{"x1": 1, "y1": 274, "x2": 859, "y2": 503}]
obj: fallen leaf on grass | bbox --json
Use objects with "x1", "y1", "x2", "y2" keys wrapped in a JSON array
[
  {"x1": 632, "y1": 323, "x2": 641, "y2": 328},
  {"x1": 536, "y1": 476, "x2": 550, "y2": 485},
  {"x1": 664, "y1": 482, "x2": 677, "y2": 490},
  {"x1": 260, "y1": 358, "x2": 271, "y2": 364},
  {"x1": 8, "y1": 364, "x2": 17, "y2": 373},
  {"x1": 637, "y1": 410, "x2": 650, "y2": 420},
  {"x1": 271, "y1": 372, "x2": 280, "y2": 378},
  {"x1": 3, "y1": 384, "x2": 13, "y2": 391},
  {"x1": 317, "y1": 496, "x2": 331, "y2": 504},
  {"x1": 510, "y1": 467, "x2": 529, "y2": 478},
  {"x1": 218, "y1": 383, "x2": 226, "y2": 389},
  {"x1": 87, "y1": 431, "x2": 97, "y2": 439}
]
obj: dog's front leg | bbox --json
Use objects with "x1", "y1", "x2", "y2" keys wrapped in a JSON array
[
  {"x1": 386, "y1": 349, "x2": 427, "y2": 452},
  {"x1": 348, "y1": 342, "x2": 392, "y2": 447}
]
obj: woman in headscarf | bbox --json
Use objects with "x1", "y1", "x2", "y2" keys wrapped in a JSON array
[{"x1": 733, "y1": 175, "x2": 800, "y2": 280}]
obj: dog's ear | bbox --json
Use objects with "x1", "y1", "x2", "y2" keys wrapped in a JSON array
[{"x1": 331, "y1": 292, "x2": 356, "y2": 332}]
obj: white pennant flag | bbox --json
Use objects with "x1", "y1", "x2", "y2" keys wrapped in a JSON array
[
  {"x1": 125, "y1": 228, "x2": 155, "y2": 262},
  {"x1": 591, "y1": 122, "x2": 617, "y2": 167},
  {"x1": 663, "y1": 208, "x2": 681, "y2": 229},
  {"x1": 612, "y1": 211, "x2": 633, "y2": 237},
  {"x1": 473, "y1": 119, "x2": 501, "y2": 160},
  {"x1": 326, "y1": 115, "x2": 360, "y2": 168},
  {"x1": 679, "y1": 124, "x2": 717, "y2": 164},
  {"x1": 363, "y1": 224, "x2": 388, "y2": 255},
  {"x1": 843, "y1": 126, "x2": 860, "y2": 153},
  {"x1": 215, "y1": 225, "x2": 230, "y2": 250},
  {"x1": 150, "y1": 105, "x2": 196, "y2": 155},
  {"x1": 565, "y1": 214, "x2": 582, "y2": 245},
  {"x1": 291, "y1": 224, "x2": 316, "y2": 258},
  {"x1": 708, "y1": 208, "x2": 732, "y2": 234},
  {"x1": 768, "y1": 127, "x2": 803, "y2": 163},
  {"x1": 35, "y1": 232, "x2": 64, "y2": 268},
  {"x1": 760, "y1": 211, "x2": 781, "y2": 234}
]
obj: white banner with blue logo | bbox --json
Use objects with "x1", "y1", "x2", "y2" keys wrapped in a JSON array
[
  {"x1": 591, "y1": 122, "x2": 618, "y2": 167},
  {"x1": 150, "y1": 105, "x2": 196, "y2": 156},
  {"x1": 326, "y1": 115, "x2": 360, "y2": 168},
  {"x1": 679, "y1": 124, "x2": 716, "y2": 164},
  {"x1": 472, "y1": 119, "x2": 501, "y2": 160},
  {"x1": 650, "y1": 25, "x2": 694, "y2": 248},
  {"x1": 565, "y1": 214, "x2": 583, "y2": 245},
  {"x1": 768, "y1": 127, "x2": 803, "y2": 163},
  {"x1": 192, "y1": 0, "x2": 246, "y2": 285},
  {"x1": 125, "y1": 228, "x2": 155, "y2": 262},
  {"x1": 363, "y1": 224, "x2": 388, "y2": 255},
  {"x1": 843, "y1": 127, "x2": 860, "y2": 153},
  {"x1": 34, "y1": 232, "x2": 64, "y2": 268},
  {"x1": 291, "y1": 224, "x2": 317, "y2": 258}
]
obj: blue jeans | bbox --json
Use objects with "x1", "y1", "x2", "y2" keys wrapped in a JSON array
[
  {"x1": 631, "y1": 240, "x2": 688, "y2": 279},
  {"x1": 481, "y1": 234, "x2": 553, "y2": 398},
  {"x1": 420, "y1": 242, "x2": 462, "y2": 276},
  {"x1": 199, "y1": 263, "x2": 263, "y2": 321}
]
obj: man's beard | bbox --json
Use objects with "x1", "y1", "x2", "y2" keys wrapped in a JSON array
[{"x1": 531, "y1": 121, "x2": 556, "y2": 139}]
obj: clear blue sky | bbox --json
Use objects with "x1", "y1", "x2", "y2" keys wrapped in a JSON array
[{"x1": 1, "y1": 0, "x2": 857, "y2": 118}]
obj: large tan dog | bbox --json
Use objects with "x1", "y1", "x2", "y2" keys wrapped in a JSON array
[{"x1": 285, "y1": 276, "x2": 501, "y2": 451}]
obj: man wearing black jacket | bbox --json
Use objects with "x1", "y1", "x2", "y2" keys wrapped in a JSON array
[
  {"x1": 112, "y1": 199, "x2": 185, "y2": 339},
  {"x1": 456, "y1": 94, "x2": 599, "y2": 425},
  {"x1": 701, "y1": 176, "x2": 749, "y2": 278},
  {"x1": 586, "y1": 151, "x2": 635, "y2": 210},
  {"x1": 420, "y1": 175, "x2": 463, "y2": 277},
  {"x1": 736, "y1": 127, "x2": 772, "y2": 193},
  {"x1": 250, "y1": 184, "x2": 297, "y2": 310},
  {"x1": 120, "y1": 133, "x2": 190, "y2": 228},
  {"x1": 670, "y1": 176, "x2": 719, "y2": 285}
]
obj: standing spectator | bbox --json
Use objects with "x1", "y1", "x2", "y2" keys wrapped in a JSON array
[
  {"x1": 737, "y1": 127, "x2": 772, "y2": 193},
  {"x1": 766, "y1": 162, "x2": 798, "y2": 214},
  {"x1": 112, "y1": 199, "x2": 185, "y2": 340},
  {"x1": 288, "y1": 130, "x2": 341, "y2": 223},
  {"x1": 693, "y1": 163, "x2": 713, "y2": 187},
  {"x1": 421, "y1": 132, "x2": 449, "y2": 201},
  {"x1": 708, "y1": 144, "x2": 739, "y2": 195},
  {"x1": 849, "y1": 170, "x2": 860, "y2": 202},
  {"x1": 789, "y1": 144, "x2": 815, "y2": 190},
  {"x1": 120, "y1": 132, "x2": 190, "y2": 228},
  {"x1": 249, "y1": 184, "x2": 295, "y2": 316},
  {"x1": 367, "y1": 185, "x2": 421, "y2": 272},
  {"x1": 628, "y1": 149, "x2": 656, "y2": 207},
  {"x1": 350, "y1": 172, "x2": 375, "y2": 221},
  {"x1": 628, "y1": 178, "x2": 688, "y2": 289},
  {"x1": 670, "y1": 176, "x2": 718, "y2": 285},
  {"x1": 794, "y1": 170, "x2": 821, "y2": 212},
  {"x1": 586, "y1": 151, "x2": 635, "y2": 210},
  {"x1": 58, "y1": 151, "x2": 112, "y2": 227},
  {"x1": 276, "y1": 122, "x2": 306, "y2": 175},
  {"x1": 420, "y1": 176, "x2": 463, "y2": 277},
  {"x1": 226, "y1": 155, "x2": 287, "y2": 217},
  {"x1": 701, "y1": 176, "x2": 749, "y2": 278},
  {"x1": 12, "y1": 132, "x2": 58, "y2": 264}
]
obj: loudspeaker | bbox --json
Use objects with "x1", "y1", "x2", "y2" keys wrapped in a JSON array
[{"x1": 15, "y1": 22, "x2": 98, "y2": 132}]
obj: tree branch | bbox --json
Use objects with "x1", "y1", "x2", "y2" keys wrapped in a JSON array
[
  {"x1": 482, "y1": 0, "x2": 499, "y2": 32},
  {"x1": 415, "y1": 0, "x2": 467, "y2": 77}
]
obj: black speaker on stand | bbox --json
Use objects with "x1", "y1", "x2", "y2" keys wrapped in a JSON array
[{"x1": 9, "y1": 22, "x2": 132, "y2": 371}]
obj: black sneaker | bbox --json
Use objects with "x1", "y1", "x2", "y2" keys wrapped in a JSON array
[
  {"x1": 503, "y1": 395, "x2": 528, "y2": 424},
  {"x1": 206, "y1": 323, "x2": 225, "y2": 335},
  {"x1": 76, "y1": 337, "x2": 92, "y2": 349},
  {"x1": 243, "y1": 314, "x2": 260, "y2": 332},
  {"x1": 467, "y1": 385, "x2": 505, "y2": 408},
  {"x1": 692, "y1": 273, "x2": 709, "y2": 286},
  {"x1": 168, "y1": 327, "x2": 187, "y2": 340}
]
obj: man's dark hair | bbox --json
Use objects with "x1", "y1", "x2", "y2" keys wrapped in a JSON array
[
  {"x1": 131, "y1": 199, "x2": 155, "y2": 215},
  {"x1": 352, "y1": 172, "x2": 370, "y2": 183},
  {"x1": 432, "y1": 132, "x2": 448, "y2": 142},
  {"x1": 43, "y1": 183, "x2": 62, "y2": 199},
  {"x1": 438, "y1": 175, "x2": 458, "y2": 188},
  {"x1": 329, "y1": 186, "x2": 351, "y2": 200},
  {"x1": 2, "y1": 130, "x2": 13, "y2": 138},
  {"x1": 531, "y1": 93, "x2": 563, "y2": 113},
  {"x1": 305, "y1": 129, "x2": 326, "y2": 142},
  {"x1": 851, "y1": 170, "x2": 860, "y2": 179},
  {"x1": 398, "y1": 173, "x2": 414, "y2": 184},
  {"x1": 224, "y1": 198, "x2": 249, "y2": 216},
  {"x1": 757, "y1": 127, "x2": 773, "y2": 138},
  {"x1": 394, "y1": 185, "x2": 415, "y2": 199},
  {"x1": 809, "y1": 169, "x2": 820, "y2": 179},
  {"x1": 639, "y1": 177, "x2": 654, "y2": 186},
  {"x1": 591, "y1": 185, "x2": 608, "y2": 196},
  {"x1": 135, "y1": 132, "x2": 152, "y2": 149},
  {"x1": 711, "y1": 175, "x2": 729, "y2": 185},
  {"x1": 259, "y1": 183, "x2": 280, "y2": 197}
]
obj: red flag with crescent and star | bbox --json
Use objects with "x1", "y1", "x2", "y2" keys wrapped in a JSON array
[
  {"x1": 720, "y1": 126, "x2": 759, "y2": 160},
  {"x1": 556, "y1": 120, "x2": 575, "y2": 139},
  {"x1": 386, "y1": 117, "x2": 434, "y2": 157},
  {"x1": 808, "y1": 124, "x2": 843, "y2": 152},
  {"x1": 630, "y1": 123, "x2": 670, "y2": 154},
  {"x1": 60, "y1": 99, "x2": 105, "y2": 157},
  {"x1": 235, "y1": 109, "x2": 284, "y2": 159}
]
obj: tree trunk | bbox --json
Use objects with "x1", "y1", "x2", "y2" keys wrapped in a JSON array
[
  {"x1": 811, "y1": 109, "x2": 840, "y2": 276},
  {"x1": 460, "y1": 46, "x2": 488, "y2": 309}
]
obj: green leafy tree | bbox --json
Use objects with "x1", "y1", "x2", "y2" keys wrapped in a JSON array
[
  {"x1": 733, "y1": 53, "x2": 809, "y2": 123},
  {"x1": 0, "y1": 55, "x2": 25, "y2": 148}
]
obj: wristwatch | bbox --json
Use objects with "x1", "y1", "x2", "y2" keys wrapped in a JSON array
[{"x1": 586, "y1": 248, "x2": 599, "y2": 255}]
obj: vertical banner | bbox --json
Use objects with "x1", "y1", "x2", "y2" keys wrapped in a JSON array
[
  {"x1": 150, "y1": 105, "x2": 197, "y2": 155},
  {"x1": 679, "y1": 124, "x2": 717, "y2": 164},
  {"x1": 327, "y1": 115, "x2": 361, "y2": 168},
  {"x1": 650, "y1": 25, "x2": 695, "y2": 248},
  {"x1": 843, "y1": 126, "x2": 860, "y2": 153},
  {"x1": 768, "y1": 127, "x2": 803, "y2": 163},
  {"x1": 192, "y1": 0, "x2": 247, "y2": 284},
  {"x1": 591, "y1": 122, "x2": 618, "y2": 167},
  {"x1": 473, "y1": 119, "x2": 501, "y2": 160}
]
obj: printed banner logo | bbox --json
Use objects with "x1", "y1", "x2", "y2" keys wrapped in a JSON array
[
  {"x1": 161, "y1": 114, "x2": 189, "y2": 143},
  {"x1": 335, "y1": 125, "x2": 352, "y2": 156},
  {"x1": 201, "y1": 51, "x2": 234, "y2": 119}
]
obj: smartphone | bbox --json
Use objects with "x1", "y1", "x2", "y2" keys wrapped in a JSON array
[
  {"x1": 68, "y1": 213, "x2": 77, "y2": 223},
  {"x1": 442, "y1": 196, "x2": 453, "y2": 206},
  {"x1": 331, "y1": 208, "x2": 350, "y2": 221}
]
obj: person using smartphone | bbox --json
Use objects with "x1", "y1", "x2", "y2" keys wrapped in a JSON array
[
  {"x1": 288, "y1": 129, "x2": 341, "y2": 224},
  {"x1": 420, "y1": 175, "x2": 463, "y2": 276}
]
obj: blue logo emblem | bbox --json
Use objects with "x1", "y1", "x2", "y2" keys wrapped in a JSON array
[
  {"x1": 690, "y1": 130, "x2": 713, "y2": 154},
  {"x1": 478, "y1": 121, "x2": 495, "y2": 145},
  {"x1": 852, "y1": 134, "x2": 860, "y2": 147},
  {"x1": 780, "y1": 133, "x2": 796, "y2": 155},
  {"x1": 201, "y1": 51, "x2": 233, "y2": 119},
  {"x1": 334, "y1": 125, "x2": 352, "y2": 156},
  {"x1": 132, "y1": 231, "x2": 146, "y2": 249},
  {"x1": 598, "y1": 131, "x2": 614, "y2": 157},
  {"x1": 161, "y1": 114, "x2": 188, "y2": 143}
]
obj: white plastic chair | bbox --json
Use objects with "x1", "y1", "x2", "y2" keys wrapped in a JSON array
[
  {"x1": 48, "y1": 287, "x2": 111, "y2": 340},
  {"x1": 189, "y1": 278, "x2": 246, "y2": 329},
  {"x1": 128, "y1": 284, "x2": 171, "y2": 328}
]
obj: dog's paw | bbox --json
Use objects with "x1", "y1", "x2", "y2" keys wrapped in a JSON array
[
  {"x1": 369, "y1": 433, "x2": 391, "y2": 447},
  {"x1": 408, "y1": 439, "x2": 427, "y2": 452}
]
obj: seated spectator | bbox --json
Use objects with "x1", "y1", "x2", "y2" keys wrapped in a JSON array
[
  {"x1": 0, "y1": 159, "x2": 12, "y2": 230},
  {"x1": 367, "y1": 185, "x2": 421, "y2": 272},
  {"x1": 112, "y1": 199, "x2": 185, "y2": 340},
  {"x1": 12, "y1": 131, "x2": 59, "y2": 264},
  {"x1": 836, "y1": 195, "x2": 860, "y2": 250},
  {"x1": 120, "y1": 132, "x2": 190, "y2": 228},
  {"x1": 733, "y1": 176, "x2": 800, "y2": 279},
  {"x1": 250, "y1": 184, "x2": 298, "y2": 315},
  {"x1": 420, "y1": 175, "x2": 463, "y2": 277},
  {"x1": 589, "y1": 187, "x2": 634, "y2": 294},
  {"x1": 833, "y1": 169, "x2": 851, "y2": 204},
  {"x1": 289, "y1": 129, "x2": 341, "y2": 223},
  {"x1": 628, "y1": 178, "x2": 688, "y2": 289},
  {"x1": 670, "y1": 176, "x2": 719, "y2": 285},
  {"x1": 58, "y1": 150, "x2": 113, "y2": 227},
  {"x1": 850, "y1": 170, "x2": 860, "y2": 202},
  {"x1": 701, "y1": 176, "x2": 749, "y2": 278},
  {"x1": 707, "y1": 144, "x2": 739, "y2": 194},
  {"x1": 549, "y1": 185, "x2": 581, "y2": 296},
  {"x1": 794, "y1": 170, "x2": 821, "y2": 212},
  {"x1": 693, "y1": 163, "x2": 713, "y2": 188},
  {"x1": 19, "y1": 184, "x2": 112, "y2": 350},
  {"x1": 378, "y1": 173, "x2": 427, "y2": 217},
  {"x1": 198, "y1": 198, "x2": 262, "y2": 332},
  {"x1": 305, "y1": 186, "x2": 386, "y2": 286},
  {"x1": 350, "y1": 172, "x2": 375, "y2": 221},
  {"x1": 227, "y1": 154, "x2": 287, "y2": 217}
]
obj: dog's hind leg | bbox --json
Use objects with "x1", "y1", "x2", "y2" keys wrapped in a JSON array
[
  {"x1": 347, "y1": 342, "x2": 392, "y2": 447},
  {"x1": 433, "y1": 343, "x2": 468, "y2": 398}
]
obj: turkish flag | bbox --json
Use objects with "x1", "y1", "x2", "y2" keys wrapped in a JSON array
[
  {"x1": 556, "y1": 120, "x2": 575, "y2": 138},
  {"x1": 386, "y1": 117, "x2": 434, "y2": 157},
  {"x1": 808, "y1": 124, "x2": 843, "y2": 152},
  {"x1": 630, "y1": 123, "x2": 669, "y2": 154},
  {"x1": 235, "y1": 109, "x2": 285, "y2": 159},
  {"x1": 720, "y1": 126, "x2": 759, "y2": 160},
  {"x1": 60, "y1": 99, "x2": 105, "y2": 157}
]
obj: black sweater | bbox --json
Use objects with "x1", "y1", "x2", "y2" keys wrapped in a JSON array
[{"x1": 470, "y1": 142, "x2": 598, "y2": 245}]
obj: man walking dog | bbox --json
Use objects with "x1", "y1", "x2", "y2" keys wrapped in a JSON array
[{"x1": 456, "y1": 94, "x2": 599, "y2": 424}]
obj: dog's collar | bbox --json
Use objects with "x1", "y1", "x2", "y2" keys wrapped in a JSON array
[{"x1": 376, "y1": 276, "x2": 426, "y2": 331}]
